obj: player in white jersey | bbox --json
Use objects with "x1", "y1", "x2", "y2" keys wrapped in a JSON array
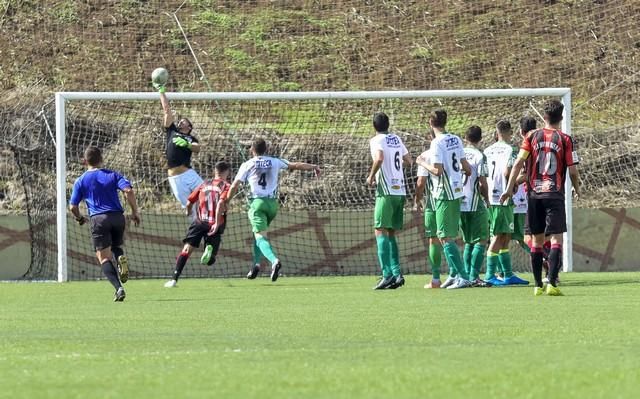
[
  {"x1": 227, "y1": 138, "x2": 320, "y2": 282},
  {"x1": 483, "y1": 120, "x2": 528, "y2": 286},
  {"x1": 367, "y1": 112, "x2": 412, "y2": 290},
  {"x1": 416, "y1": 108, "x2": 472, "y2": 290},
  {"x1": 460, "y1": 126, "x2": 491, "y2": 287}
]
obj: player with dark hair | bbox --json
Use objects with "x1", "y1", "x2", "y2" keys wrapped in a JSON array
[
  {"x1": 416, "y1": 108, "x2": 473, "y2": 290},
  {"x1": 227, "y1": 138, "x2": 320, "y2": 282},
  {"x1": 483, "y1": 120, "x2": 529, "y2": 286},
  {"x1": 69, "y1": 146, "x2": 141, "y2": 302},
  {"x1": 367, "y1": 112, "x2": 413, "y2": 290},
  {"x1": 155, "y1": 82, "x2": 204, "y2": 215},
  {"x1": 460, "y1": 125, "x2": 491, "y2": 287},
  {"x1": 501, "y1": 99, "x2": 580, "y2": 296},
  {"x1": 164, "y1": 161, "x2": 232, "y2": 288}
]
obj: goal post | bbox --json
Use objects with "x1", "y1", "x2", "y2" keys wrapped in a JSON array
[{"x1": 55, "y1": 88, "x2": 572, "y2": 282}]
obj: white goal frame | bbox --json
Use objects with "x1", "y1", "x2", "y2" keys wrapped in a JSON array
[{"x1": 55, "y1": 88, "x2": 573, "y2": 282}]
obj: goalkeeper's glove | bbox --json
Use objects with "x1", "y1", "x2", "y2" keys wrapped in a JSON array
[
  {"x1": 152, "y1": 82, "x2": 166, "y2": 93},
  {"x1": 172, "y1": 137, "x2": 192, "y2": 149}
]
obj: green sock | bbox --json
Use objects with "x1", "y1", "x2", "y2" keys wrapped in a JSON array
[
  {"x1": 389, "y1": 236, "x2": 401, "y2": 277},
  {"x1": 485, "y1": 251, "x2": 499, "y2": 280},
  {"x1": 376, "y1": 235, "x2": 392, "y2": 277},
  {"x1": 519, "y1": 240, "x2": 531, "y2": 254},
  {"x1": 443, "y1": 241, "x2": 468, "y2": 280},
  {"x1": 499, "y1": 249, "x2": 514, "y2": 278},
  {"x1": 470, "y1": 244, "x2": 486, "y2": 280},
  {"x1": 463, "y1": 243, "x2": 473, "y2": 277},
  {"x1": 429, "y1": 243, "x2": 442, "y2": 280},
  {"x1": 252, "y1": 241, "x2": 263, "y2": 265},
  {"x1": 255, "y1": 236, "x2": 277, "y2": 263}
]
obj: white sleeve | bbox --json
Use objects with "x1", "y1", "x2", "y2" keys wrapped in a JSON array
[
  {"x1": 401, "y1": 140, "x2": 409, "y2": 156},
  {"x1": 277, "y1": 158, "x2": 289, "y2": 170},
  {"x1": 233, "y1": 162, "x2": 250, "y2": 183},
  {"x1": 432, "y1": 141, "x2": 444, "y2": 164},
  {"x1": 370, "y1": 136, "x2": 383, "y2": 152}
]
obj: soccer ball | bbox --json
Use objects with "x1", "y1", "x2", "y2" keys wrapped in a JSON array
[{"x1": 151, "y1": 67, "x2": 169, "y2": 85}]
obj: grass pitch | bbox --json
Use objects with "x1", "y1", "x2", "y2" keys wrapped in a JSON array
[{"x1": 1, "y1": 273, "x2": 639, "y2": 399}]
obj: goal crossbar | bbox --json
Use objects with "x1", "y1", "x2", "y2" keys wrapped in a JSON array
[{"x1": 55, "y1": 88, "x2": 573, "y2": 282}]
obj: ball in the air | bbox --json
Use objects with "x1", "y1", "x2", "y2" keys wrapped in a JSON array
[{"x1": 151, "y1": 68, "x2": 169, "y2": 85}]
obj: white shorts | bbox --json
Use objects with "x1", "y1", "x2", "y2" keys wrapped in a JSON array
[{"x1": 168, "y1": 169, "x2": 203, "y2": 207}]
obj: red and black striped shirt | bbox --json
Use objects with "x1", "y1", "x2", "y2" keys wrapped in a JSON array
[
  {"x1": 520, "y1": 128, "x2": 578, "y2": 199},
  {"x1": 187, "y1": 178, "x2": 230, "y2": 225}
]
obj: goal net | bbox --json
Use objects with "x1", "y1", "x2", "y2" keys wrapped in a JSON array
[{"x1": 45, "y1": 89, "x2": 571, "y2": 281}]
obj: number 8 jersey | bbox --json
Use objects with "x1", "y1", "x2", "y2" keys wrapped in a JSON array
[
  {"x1": 369, "y1": 132, "x2": 409, "y2": 196},
  {"x1": 234, "y1": 156, "x2": 289, "y2": 199},
  {"x1": 429, "y1": 133, "x2": 466, "y2": 200}
]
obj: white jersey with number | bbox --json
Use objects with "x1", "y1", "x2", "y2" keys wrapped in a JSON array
[
  {"x1": 484, "y1": 141, "x2": 516, "y2": 205},
  {"x1": 417, "y1": 149, "x2": 436, "y2": 211},
  {"x1": 369, "y1": 132, "x2": 409, "y2": 196},
  {"x1": 513, "y1": 183, "x2": 528, "y2": 214},
  {"x1": 461, "y1": 146, "x2": 488, "y2": 212},
  {"x1": 234, "y1": 156, "x2": 289, "y2": 198},
  {"x1": 429, "y1": 133, "x2": 466, "y2": 200}
]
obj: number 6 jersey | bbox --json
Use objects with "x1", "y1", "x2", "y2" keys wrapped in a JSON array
[
  {"x1": 369, "y1": 132, "x2": 409, "y2": 196},
  {"x1": 429, "y1": 133, "x2": 466, "y2": 201},
  {"x1": 234, "y1": 156, "x2": 289, "y2": 199}
]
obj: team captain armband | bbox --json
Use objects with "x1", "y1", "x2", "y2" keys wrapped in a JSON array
[{"x1": 517, "y1": 149, "x2": 530, "y2": 160}]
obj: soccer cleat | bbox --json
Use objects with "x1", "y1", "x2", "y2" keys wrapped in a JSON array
[
  {"x1": 502, "y1": 275, "x2": 530, "y2": 285},
  {"x1": 387, "y1": 275, "x2": 405, "y2": 289},
  {"x1": 534, "y1": 286, "x2": 544, "y2": 296},
  {"x1": 117, "y1": 255, "x2": 129, "y2": 283},
  {"x1": 424, "y1": 279, "x2": 441, "y2": 289},
  {"x1": 247, "y1": 264, "x2": 260, "y2": 279},
  {"x1": 447, "y1": 278, "x2": 472, "y2": 290},
  {"x1": 546, "y1": 284, "x2": 564, "y2": 296},
  {"x1": 440, "y1": 276, "x2": 457, "y2": 289},
  {"x1": 200, "y1": 244, "x2": 213, "y2": 265},
  {"x1": 164, "y1": 279, "x2": 177, "y2": 288},
  {"x1": 471, "y1": 278, "x2": 492, "y2": 287},
  {"x1": 542, "y1": 277, "x2": 550, "y2": 284},
  {"x1": 373, "y1": 275, "x2": 394, "y2": 290},
  {"x1": 270, "y1": 259, "x2": 282, "y2": 282},
  {"x1": 113, "y1": 287, "x2": 126, "y2": 302},
  {"x1": 486, "y1": 276, "x2": 507, "y2": 286}
]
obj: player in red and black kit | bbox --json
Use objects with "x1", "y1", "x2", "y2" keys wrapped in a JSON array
[
  {"x1": 501, "y1": 100, "x2": 580, "y2": 296},
  {"x1": 164, "y1": 161, "x2": 231, "y2": 288}
]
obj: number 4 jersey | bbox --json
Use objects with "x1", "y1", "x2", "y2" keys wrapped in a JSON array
[
  {"x1": 234, "y1": 156, "x2": 289, "y2": 198},
  {"x1": 429, "y1": 133, "x2": 466, "y2": 200},
  {"x1": 369, "y1": 132, "x2": 409, "y2": 196}
]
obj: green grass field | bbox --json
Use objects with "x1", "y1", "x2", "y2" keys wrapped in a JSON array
[{"x1": 1, "y1": 273, "x2": 639, "y2": 399}]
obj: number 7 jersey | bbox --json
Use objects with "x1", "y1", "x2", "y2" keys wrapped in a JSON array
[
  {"x1": 429, "y1": 133, "x2": 466, "y2": 200},
  {"x1": 234, "y1": 156, "x2": 289, "y2": 198},
  {"x1": 369, "y1": 132, "x2": 409, "y2": 196}
]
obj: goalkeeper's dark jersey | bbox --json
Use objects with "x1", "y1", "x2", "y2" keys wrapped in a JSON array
[{"x1": 165, "y1": 123, "x2": 199, "y2": 169}]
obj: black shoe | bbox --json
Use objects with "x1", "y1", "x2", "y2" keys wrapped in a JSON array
[
  {"x1": 113, "y1": 287, "x2": 126, "y2": 302},
  {"x1": 387, "y1": 275, "x2": 405, "y2": 289},
  {"x1": 471, "y1": 278, "x2": 492, "y2": 287},
  {"x1": 270, "y1": 259, "x2": 282, "y2": 282},
  {"x1": 247, "y1": 264, "x2": 260, "y2": 280},
  {"x1": 373, "y1": 276, "x2": 394, "y2": 290}
]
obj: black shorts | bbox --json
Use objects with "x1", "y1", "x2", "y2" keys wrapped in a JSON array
[
  {"x1": 527, "y1": 197, "x2": 566, "y2": 235},
  {"x1": 523, "y1": 213, "x2": 531, "y2": 235},
  {"x1": 183, "y1": 221, "x2": 226, "y2": 248},
  {"x1": 90, "y1": 212, "x2": 126, "y2": 251}
]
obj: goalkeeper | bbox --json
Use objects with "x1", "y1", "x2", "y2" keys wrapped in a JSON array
[
  {"x1": 164, "y1": 161, "x2": 231, "y2": 288},
  {"x1": 154, "y1": 80, "x2": 204, "y2": 215}
]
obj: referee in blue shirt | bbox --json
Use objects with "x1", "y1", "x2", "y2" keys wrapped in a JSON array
[{"x1": 69, "y1": 146, "x2": 141, "y2": 302}]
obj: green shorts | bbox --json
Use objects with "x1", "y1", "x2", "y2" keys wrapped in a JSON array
[
  {"x1": 460, "y1": 209, "x2": 489, "y2": 244},
  {"x1": 435, "y1": 198, "x2": 461, "y2": 239},
  {"x1": 248, "y1": 198, "x2": 278, "y2": 233},
  {"x1": 374, "y1": 195, "x2": 405, "y2": 231},
  {"x1": 424, "y1": 209, "x2": 437, "y2": 238},
  {"x1": 512, "y1": 212, "x2": 526, "y2": 242},
  {"x1": 488, "y1": 205, "x2": 514, "y2": 236}
]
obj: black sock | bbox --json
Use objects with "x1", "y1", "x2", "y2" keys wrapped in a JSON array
[
  {"x1": 102, "y1": 260, "x2": 122, "y2": 289},
  {"x1": 548, "y1": 245, "x2": 562, "y2": 287},
  {"x1": 173, "y1": 252, "x2": 190, "y2": 281},
  {"x1": 530, "y1": 249, "x2": 544, "y2": 288},
  {"x1": 112, "y1": 247, "x2": 124, "y2": 262}
]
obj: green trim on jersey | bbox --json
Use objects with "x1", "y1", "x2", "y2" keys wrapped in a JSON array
[{"x1": 376, "y1": 170, "x2": 390, "y2": 196}]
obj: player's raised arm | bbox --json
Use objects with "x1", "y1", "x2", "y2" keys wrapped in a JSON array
[{"x1": 288, "y1": 161, "x2": 321, "y2": 176}]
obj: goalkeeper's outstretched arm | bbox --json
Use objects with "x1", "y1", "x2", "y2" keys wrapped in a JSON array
[{"x1": 159, "y1": 91, "x2": 174, "y2": 128}]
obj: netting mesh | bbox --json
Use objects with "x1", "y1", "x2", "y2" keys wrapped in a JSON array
[{"x1": 1, "y1": 0, "x2": 639, "y2": 277}]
